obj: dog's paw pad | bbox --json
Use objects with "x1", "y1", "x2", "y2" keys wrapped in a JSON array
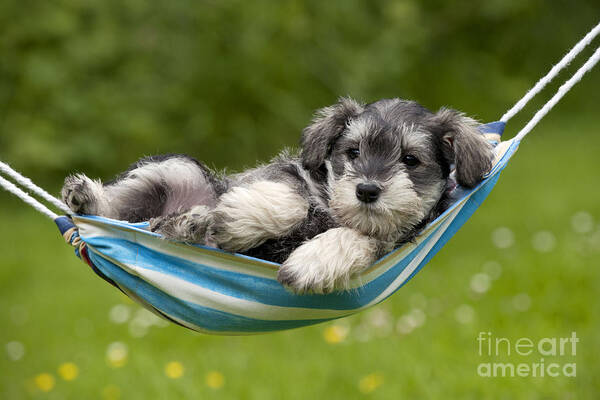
[{"x1": 61, "y1": 175, "x2": 98, "y2": 215}]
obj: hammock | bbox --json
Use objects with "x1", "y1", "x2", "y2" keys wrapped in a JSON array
[{"x1": 2, "y1": 22, "x2": 599, "y2": 335}]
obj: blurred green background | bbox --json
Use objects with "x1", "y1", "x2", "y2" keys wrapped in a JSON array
[{"x1": 1, "y1": 1, "x2": 599, "y2": 399}]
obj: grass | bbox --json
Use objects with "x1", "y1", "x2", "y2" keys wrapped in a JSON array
[{"x1": 1, "y1": 116, "x2": 599, "y2": 399}]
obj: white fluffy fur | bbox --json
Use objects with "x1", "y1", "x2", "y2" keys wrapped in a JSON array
[
  {"x1": 329, "y1": 169, "x2": 441, "y2": 242},
  {"x1": 279, "y1": 227, "x2": 378, "y2": 293},
  {"x1": 210, "y1": 181, "x2": 309, "y2": 252}
]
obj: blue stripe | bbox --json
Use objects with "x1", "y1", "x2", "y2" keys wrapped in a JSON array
[
  {"x1": 87, "y1": 250, "x2": 334, "y2": 333},
  {"x1": 84, "y1": 220, "x2": 446, "y2": 311},
  {"x1": 479, "y1": 121, "x2": 506, "y2": 135},
  {"x1": 76, "y1": 214, "x2": 282, "y2": 268},
  {"x1": 55, "y1": 216, "x2": 76, "y2": 235}
]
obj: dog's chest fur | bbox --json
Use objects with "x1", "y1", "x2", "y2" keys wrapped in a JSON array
[{"x1": 231, "y1": 155, "x2": 338, "y2": 263}]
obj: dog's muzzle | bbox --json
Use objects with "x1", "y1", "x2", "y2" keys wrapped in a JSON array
[{"x1": 356, "y1": 183, "x2": 381, "y2": 203}]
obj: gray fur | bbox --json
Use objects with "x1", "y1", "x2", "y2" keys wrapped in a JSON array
[
  {"x1": 61, "y1": 97, "x2": 493, "y2": 294},
  {"x1": 430, "y1": 108, "x2": 493, "y2": 187},
  {"x1": 300, "y1": 97, "x2": 363, "y2": 172}
]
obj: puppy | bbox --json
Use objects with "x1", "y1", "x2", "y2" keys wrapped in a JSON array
[{"x1": 61, "y1": 98, "x2": 493, "y2": 294}]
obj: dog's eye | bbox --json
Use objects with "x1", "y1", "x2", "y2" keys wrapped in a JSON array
[
  {"x1": 402, "y1": 154, "x2": 420, "y2": 167},
  {"x1": 347, "y1": 148, "x2": 360, "y2": 159}
]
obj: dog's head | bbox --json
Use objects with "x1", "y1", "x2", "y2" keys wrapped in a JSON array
[{"x1": 301, "y1": 97, "x2": 493, "y2": 242}]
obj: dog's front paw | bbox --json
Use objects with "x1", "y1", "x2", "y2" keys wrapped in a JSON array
[
  {"x1": 61, "y1": 174, "x2": 102, "y2": 215},
  {"x1": 278, "y1": 228, "x2": 378, "y2": 294},
  {"x1": 278, "y1": 252, "x2": 336, "y2": 295},
  {"x1": 207, "y1": 208, "x2": 247, "y2": 252},
  {"x1": 150, "y1": 206, "x2": 210, "y2": 244}
]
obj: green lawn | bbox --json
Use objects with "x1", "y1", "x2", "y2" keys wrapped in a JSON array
[{"x1": 1, "y1": 117, "x2": 599, "y2": 399}]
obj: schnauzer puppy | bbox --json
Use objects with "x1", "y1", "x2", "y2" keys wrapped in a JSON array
[{"x1": 61, "y1": 97, "x2": 493, "y2": 294}]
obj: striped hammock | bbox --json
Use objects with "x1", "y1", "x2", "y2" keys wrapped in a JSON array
[
  {"x1": 2, "y1": 21, "x2": 598, "y2": 335},
  {"x1": 53, "y1": 122, "x2": 516, "y2": 334}
]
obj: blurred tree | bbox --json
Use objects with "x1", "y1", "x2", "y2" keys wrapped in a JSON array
[{"x1": 0, "y1": 0, "x2": 598, "y2": 185}]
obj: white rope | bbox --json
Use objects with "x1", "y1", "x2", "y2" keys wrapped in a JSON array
[
  {"x1": 513, "y1": 46, "x2": 600, "y2": 141},
  {"x1": 0, "y1": 175, "x2": 58, "y2": 219},
  {"x1": 0, "y1": 161, "x2": 71, "y2": 215},
  {"x1": 501, "y1": 21, "x2": 600, "y2": 123}
]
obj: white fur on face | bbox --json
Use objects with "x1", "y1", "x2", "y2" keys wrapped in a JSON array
[
  {"x1": 329, "y1": 166, "x2": 444, "y2": 242},
  {"x1": 278, "y1": 227, "x2": 378, "y2": 294},
  {"x1": 209, "y1": 181, "x2": 309, "y2": 252}
]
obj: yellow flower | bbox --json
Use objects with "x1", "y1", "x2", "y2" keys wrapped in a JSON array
[
  {"x1": 34, "y1": 373, "x2": 55, "y2": 392},
  {"x1": 358, "y1": 373, "x2": 384, "y2": 394},
  {"x1": 205, "y1": 371, "x2": 225, "y2": 389},
  {"x1": 58, "y1": 362, "x2": 79, "y2": 381},
  {"x1": 165, "y1": 361, "x2": 185, "y2": 379},
  {"x1": 323, "y1": 324, "x2": 349, "y2": 344}
]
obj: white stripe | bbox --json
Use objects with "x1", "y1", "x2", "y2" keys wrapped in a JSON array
[
  {"x1": 88, "y1": 245, "x2": 355, "y2": 321},
  {"x1": 352, "y1": 241, "x2": 418, "y2": 288},
  {"x1": 120, "y1": 283, "x2": 280, "y2": 334},
  {"x1": 76, "y1": 217, "x2": 279, "y2": 280},
  {"x1": 117, "y1": 284, "x2": 223, "y2": 334}
]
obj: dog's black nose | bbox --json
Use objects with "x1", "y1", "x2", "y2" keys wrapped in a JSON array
[{"x1": 356, "y1": 183, "x2": 381, "y2": 203}]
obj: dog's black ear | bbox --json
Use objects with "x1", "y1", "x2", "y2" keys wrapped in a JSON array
[
  {"x1": 432, "y1": 108, "x2": 493, "y2": 187},
  {"x1": 301, "y1": 97, "x2": 363, "y2": 171}
]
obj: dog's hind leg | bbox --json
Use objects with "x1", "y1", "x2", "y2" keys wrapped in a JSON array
[{"x1": 61, "y1": 155, "x2": 223, "y2": 222}]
